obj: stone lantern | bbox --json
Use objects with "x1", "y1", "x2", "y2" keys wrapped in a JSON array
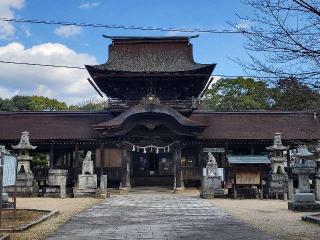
[
  {"x1": 288, "y1": 145, "x2": 320, "y2": 211},
  {"x1": 266, "y1": 133, "x2": 289, "y2": 199},
  {"x1": 11, "y1": 131, "x2": 38, "y2": 196},
  {"x1": 313, "y1": 140, "x2": 320, "y2": 200},
  {"x1": 314, "y1": 140, "x2": 320, "y2": 177}
]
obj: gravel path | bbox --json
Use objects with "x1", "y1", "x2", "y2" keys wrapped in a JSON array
[
  {"x1": 48, "y1": 194, "x2": 276, "y2": 240},
  {"x1": 9, "y1": 197, "x2": 101, "y2": 240},
  {"x1": 211, "y1": 199, "x2": 320, "y2": 240}
]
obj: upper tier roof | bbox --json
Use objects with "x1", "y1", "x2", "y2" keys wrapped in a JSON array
[{"x1": 85, "y1": 35, "x2": 215, "y2": 73}]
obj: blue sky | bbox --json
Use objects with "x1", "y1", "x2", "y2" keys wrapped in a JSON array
[{"x1": 0, "y1": 1, "x2": 254, "y2": 104}]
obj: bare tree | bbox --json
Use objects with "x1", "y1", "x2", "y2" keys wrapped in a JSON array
[{"x1": 236, "y1": 0, "x2": 320, "y2": 87}]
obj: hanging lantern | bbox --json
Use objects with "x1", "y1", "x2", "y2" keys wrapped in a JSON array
[{"x1": 143, "y1": 147, "x2": 147, "y2": 154}]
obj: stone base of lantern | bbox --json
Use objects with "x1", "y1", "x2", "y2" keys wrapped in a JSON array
[
  {"x1": 73, "y1": 188, "x2": 98, "y2": 198},
  {"x1": 266, "y1": 173, "x2": 288, "y2": 199},
  {"x1": 288, "y1": 202, "x2": 320, "y2": 211},
  {"x1": 288, "y1": 193, "x2": 320, "y2": 211},
  {"x1": 5, "y1": 173, "x2": 39, "y2": 197}
]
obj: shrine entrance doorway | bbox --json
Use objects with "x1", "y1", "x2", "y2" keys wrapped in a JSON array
[{"x1": 132, "y1": 152, "x2": 174, "y2": 187}]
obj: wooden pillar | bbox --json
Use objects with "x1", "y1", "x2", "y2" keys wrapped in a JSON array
[
  {"x1": 233, "y1": 167, "x2": 237, "y2": 199},
  {"x1": 74, "y1": 143, "x2": 80, "y2": 183},
  {"x1": 250, "y1": 143, "x2": 255, "y2": 155},
  {"x1": 49, "y1": 143, "x2": 54, "y2": 168},
  {"x1": 100, "y1": 143, "x2": 104, "y2": 176},
  {"x1": 260, "y1": 166, "x2": 263, "y2": 200},
  {"x1": 120, "y1": 148, "x2": 131, "y2": 190},
  {"x1": 174, "y1": 148, "x2": 184, "y2": 191}
]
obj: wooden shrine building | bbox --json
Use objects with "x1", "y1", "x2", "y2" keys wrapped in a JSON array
[{"x1": 0, "y1": 35, "x2": 319, "y2": 194}]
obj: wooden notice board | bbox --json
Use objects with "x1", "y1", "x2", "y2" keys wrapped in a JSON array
[{"x1": 235, "y1": 166, "x2": 261, "y2": 185}]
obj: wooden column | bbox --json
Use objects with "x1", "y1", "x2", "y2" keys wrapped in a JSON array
[
  {"x1": 74, "y1": 143, "x2": 80, "y2": 183},
  {"x1": 100, "y1": 143, "x2": 104, "y2": 176},
  {"x1": 120, "y1": 148, "x2": 131, "y2": 190},
  {"x1": 250, "y1": 143, "x2": 255, "y2": 155},
  {"x1": 233, "y1": 167, "x2": 237, "y2": 199},
  {"x1": 49, "y1": 143, "x2": 54, "y2": 168},
  {"x1": 174, "y1": 148, "x2": 184, "y2": 191}
]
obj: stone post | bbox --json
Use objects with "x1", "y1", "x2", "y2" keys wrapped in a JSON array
[
  {"x1": 315, "y1": 179, "x2": 320, "y2": 201},
  {"x1": 47, "y1": 169, "x2": 68, "y2": 198},
  {"x1": 120, "y1": 149, "x2": 131, "y2": 191},
  {"x1": 288, "y1": 179, "x2": 294, "y2": 201}
]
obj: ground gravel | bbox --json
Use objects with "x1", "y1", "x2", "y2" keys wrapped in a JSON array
[
  {"x1": 7, "y1": 197, "x2": 102, "y2": 240},
  {"x1": 210, "y1": 199, "x2": 320, "y2": 240}
]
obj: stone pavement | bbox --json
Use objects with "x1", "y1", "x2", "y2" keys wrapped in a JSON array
[{"x1": 48, "y1": 193, "x2": 276, "y2": 240}]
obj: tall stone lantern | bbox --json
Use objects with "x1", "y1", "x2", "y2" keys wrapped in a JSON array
[
  {"x1": 288, "y1": 145, "x2": 320, "y2": 211},
  {"x1": 266, "y1": 132, "x2": 289, "y2": 199},
  {"x1": 314, "y1": 140, "x2": 320, "y2": 200},
  {"x1": 11, "y1": 131, "x2": 38, "y2": 196},
  {"x1": 314, "y1": 140, "x2": 320, "y2": 177}
]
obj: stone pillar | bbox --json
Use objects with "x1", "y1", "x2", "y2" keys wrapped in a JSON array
[
  {"x1": 174, "y1": 148, "x2": 184, "y2": 191},
  {"x1": 288, "y1": 179, "x2": 294, "y2": 200},
  {"x1": 47, "y1": 169, "x2": 68, "y2": 198},
  {"x1": 315, "y1": 179, "x2": 320, "y2": 201},
  {"x1": 120, "y1": 149, "x2": 131, "y2": 191}
]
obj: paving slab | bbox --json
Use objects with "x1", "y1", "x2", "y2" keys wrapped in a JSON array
[{"x1": 48, "y1": 194, "x2": 276, "y2": 240}]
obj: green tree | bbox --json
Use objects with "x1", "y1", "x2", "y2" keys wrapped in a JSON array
[
  {"x1": 202, "y1": 77, "x2": 272, "y2": 111},
  {"x1": 11, "y1": 95, "x2": 34, "y2": 110},
  {"x1": 0, "y1": 98, "x2": 15, "y2": 111},
  {"x1": 271, "y1": 78, "x2": 320, "y2": 111},
  {"x1": 30, "y1": 96, "x2": 68, "y2": 111},
  {"x1": 0, "y1": 95, "x2": 68, "y2": 111},
  {"x1": 69, "y1": 99, "x2": 106, "y2": 111}
]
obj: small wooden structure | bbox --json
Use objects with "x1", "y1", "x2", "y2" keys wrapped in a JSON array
[{"x1": 227, "y1": 155, "x2": 270, "y2": 199}]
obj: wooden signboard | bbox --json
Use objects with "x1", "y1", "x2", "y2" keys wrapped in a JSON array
[
  {"x1": 203, "y1": 148, "x2": 225, "y2": 153},
  {"x1": 235, "y1": 167, "x2": 261, "y2": 185}
]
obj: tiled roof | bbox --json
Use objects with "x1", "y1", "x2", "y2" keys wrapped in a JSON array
[{"x1": 86, "y1": 36, "x2": 215, "y2": 73}]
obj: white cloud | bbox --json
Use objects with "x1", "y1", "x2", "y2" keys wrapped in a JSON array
[
  {"x1": 79, "y1": 2, "x2": 100, "y2": 9},
  {"x1": 0, "y1": 42, "x2": 99, "y2": 104},
  {"x1": 0, "y1": 0, "x2": 25, "y2": 39},
  {"x1": 20, "y1": 24, "x2": 31, "y2": 37},
  {"x1": 54, "y1": 25, "x2": 83, "y2": 38},
  {"x1": 234, "y1": 21, "x2": 252, "y2": 31}
]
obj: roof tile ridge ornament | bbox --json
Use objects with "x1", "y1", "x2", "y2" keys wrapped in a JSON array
[
  {"x1": 266, "y1": 132, "x2": 289, "y2": 151},
  {"x1": 12, "y1": 131, "x2": 37, "y2": 150}
]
